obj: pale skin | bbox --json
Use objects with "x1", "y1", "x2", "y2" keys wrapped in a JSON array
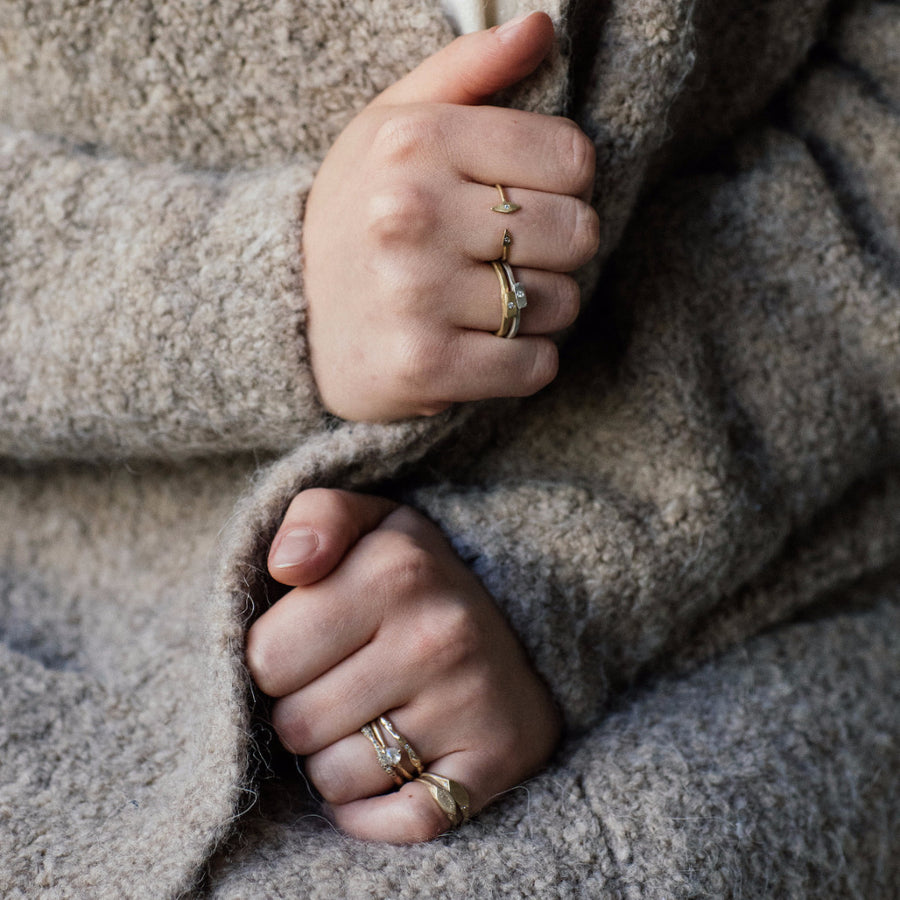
[{"x1": 246, "y1": 13, "x2": 596, "y2": 843}]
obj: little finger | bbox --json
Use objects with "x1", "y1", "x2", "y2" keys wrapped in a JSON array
[
  {"x1": 327, "y1": 751, "x2": 494, "y2": 844},
  {"x1": 422, "y1": 332, "x2": 559, "y2": 405}
]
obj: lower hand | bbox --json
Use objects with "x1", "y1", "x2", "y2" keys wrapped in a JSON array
[{"x1": 246, "y1": 489, "x2": 561, "y2": 842}]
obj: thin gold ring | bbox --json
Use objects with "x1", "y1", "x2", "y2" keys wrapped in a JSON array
[
  {"x1": 491, "y1": 260, "x2": 520, "y2": 338},
  {"x1": 498, "y1": 228, "x2": 512, "y2": 262},
  {"x1": 360, "y1": 715, "x2": 423, "y2": 785},
  {"x1": 377, "y1": 715, "x2": 424, "y2": 777}
]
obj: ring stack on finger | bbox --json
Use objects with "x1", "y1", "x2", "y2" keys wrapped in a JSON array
[
  {"x1": 417, "y1": 772, "x2": 471, "y2": 828},
  {"x1": 361, "y1": 715, "x2": 424, "y2": 785},
  {"x1": 491, "y1": 260, "x2": 528, "y2": 339},
  {"x1": 488, "y1": 185, "x2": 527, "y2": 338}
]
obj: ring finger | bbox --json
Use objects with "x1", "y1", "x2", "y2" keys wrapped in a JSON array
[
  {"x1": 446, "y1": 264, "x2": 581, "y2": 335},
  {"x1": 305, "y1": 700, "x2": 490, "y2": 807},
  {"x1": 305, "y1": 712, "x2": 432, "y2": 805}
]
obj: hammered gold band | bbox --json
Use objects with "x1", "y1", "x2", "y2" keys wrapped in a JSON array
[
  {"x1": 361, "y1": 715, "x2": 424, "y2": 785},
  {"x1": 417, "y1": 772, "x2": 471, "y2": 828}
]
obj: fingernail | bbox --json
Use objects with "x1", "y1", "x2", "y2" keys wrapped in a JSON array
[
  {"x1": 270, "y1": 528, "x2": 318, "y2": 568},
  {"x1": 496, "y1": 11, "x2": 534, "y2": 37}
]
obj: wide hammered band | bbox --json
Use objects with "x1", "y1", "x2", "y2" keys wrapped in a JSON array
[
  {"x1": 417, "y1": 772, "x2": 471, "y2": 828},
  {"x1": 361, "y1": 716, "x2": 424, "y2": 785},
  {"x1": 490, "y1": 260, "x2": 528, "y2": 339}
]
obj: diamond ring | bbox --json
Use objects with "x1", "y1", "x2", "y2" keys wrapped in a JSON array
[{"x1": 361, "y1": 715, "x2": 424, "y2": 785}]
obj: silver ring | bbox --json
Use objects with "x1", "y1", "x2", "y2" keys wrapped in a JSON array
[{"x1": 501, "y1": 261, "x2": 527, "y2": 339}]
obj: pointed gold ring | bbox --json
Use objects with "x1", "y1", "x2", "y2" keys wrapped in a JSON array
[
  {"x1": 491, "y1": 184, "x2": 521, "y2": 214},
  {"x1": 499, "y1": 228, "x2": 512, "y2": 261}
]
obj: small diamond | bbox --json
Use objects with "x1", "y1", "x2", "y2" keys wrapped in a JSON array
[
  {"x1": 513, "y1": 283, "x2": 527, "y2": 309},
  {"x1": 380, "y1": 747, "x2": 402, "y2": 767}
]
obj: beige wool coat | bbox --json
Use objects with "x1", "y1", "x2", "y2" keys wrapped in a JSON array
[{"x1": 1, "y1": 0, "x2": 898, "y2": 896}]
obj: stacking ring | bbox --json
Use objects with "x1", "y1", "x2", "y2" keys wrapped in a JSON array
[
  {"x1": 491, "y1": 261, "x2": 519, "y2": 338},
  {"x1": 361, "y1": 715, "x2": 424, "y2": 785},
  {"x1": 490, "y1": 260, "x2": 528, "y2": 339},
  {"x1": 499, "y1": 228, "x2": 511, "y2": 262},
  {"x1": 491, "y1": 184, "x2": 521, "y2": 214},
  {"x1": 417, "y1": 772, "x2": 471, "y2": 828}
]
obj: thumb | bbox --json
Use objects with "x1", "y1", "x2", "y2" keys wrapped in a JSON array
[
  {"x1": 267, "y1": 489, "x2": 398, "y2": 587},
  {"x1": 373, "y1": 11, "x2": 554, "y2": 107}
]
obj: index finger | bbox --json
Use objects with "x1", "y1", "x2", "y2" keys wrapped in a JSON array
[
  {"x1": 441, "y1": 105, "x2": 596, "y2": 200},
  {"x1": 372, "y1": 103, "x2": 595, "y2": 199}
]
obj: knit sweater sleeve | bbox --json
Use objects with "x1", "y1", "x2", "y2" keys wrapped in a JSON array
[
  {"x1": 402, "y1": 0, "x2": 900, "y2": 729},
  {"x1": 0, "y1": 126, "x2": 331, "y2": 462},
  {"x1": 0, "y1": 0, "x2": 464, "y2": 464}
]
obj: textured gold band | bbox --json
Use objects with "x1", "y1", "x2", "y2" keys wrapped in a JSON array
[{"x1": 417, "y1": 772, "x2": 471, "y2": 828}]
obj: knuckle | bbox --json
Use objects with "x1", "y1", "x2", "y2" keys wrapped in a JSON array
[
  {"x1": 270, "y1": 699, "x2": 310, "y2": 755},
  {"x1": 366, "y1": 183, "x2": 435, "y2": 247},
  {"x1": 374, "y1": 535, "x2": 440, "y2": 596},
  {"x1": 569, "y1": 201, "x2": 601, "y2": 267},
  {"x1": 521, "y1": 341, "x2": 559, "y2": 394},
  {"x1": 305, "y1": 753, "x2": 354, "y2": 804},
  {"x1": 560, "y1": 119, "x2": 595, "y2": 195},
  {"x1": 556, "y1": 277, "x2": 582, "y2": 329},
  {"x1": 372, "y1": 109, "x2": 441, "y2": 164},
  {"x1": 409, "y1": 600, "x2": 480, "y2": 670},
  {"x1": 244, "y1": 621, "x2": 282, "y2": 697}
]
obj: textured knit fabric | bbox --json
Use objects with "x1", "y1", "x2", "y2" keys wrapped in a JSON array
[
  {"x1": 1, "y1": 1, "x2": 898, "y2": 897},
  {"x1": 442, "y1": 0, "x2": 525, "y2": 33}
]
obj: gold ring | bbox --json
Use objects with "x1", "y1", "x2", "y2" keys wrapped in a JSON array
[
  {"x1": 491, "y1": 260, "x2": 520, "y2": 338},
  {"x1": 491, "y1": 184, "x2": 521, "y2": 214},
  {"x1": 361, "y1": 715, "x2": 424, "y2": 785},
  {"x1": 498, "y1": 228, "x2": 511, "y2": 262},
  {"x1": 417, "y1": 772, "x2": 471, "y2": 828}
]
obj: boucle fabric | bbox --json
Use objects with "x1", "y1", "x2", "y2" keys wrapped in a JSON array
[{"x1": 1, "y1": 0, "x2": 898, "y2": 897}]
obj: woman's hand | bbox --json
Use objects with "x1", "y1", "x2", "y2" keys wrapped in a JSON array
[
  {"x1": 304, "y1": 12, "x2": 599, "y2": 421},
  {"x1": 245, "y1": 488, "x2": 561, "y2": 843}
]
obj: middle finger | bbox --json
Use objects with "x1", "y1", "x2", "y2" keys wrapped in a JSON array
[{"x1": 454, "y1": 181, "x2": 600, "y2": 271}]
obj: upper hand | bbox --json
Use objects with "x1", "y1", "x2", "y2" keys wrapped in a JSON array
[{"x1": 303, "y1": 13, "x2": 599, "y2": 421}]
